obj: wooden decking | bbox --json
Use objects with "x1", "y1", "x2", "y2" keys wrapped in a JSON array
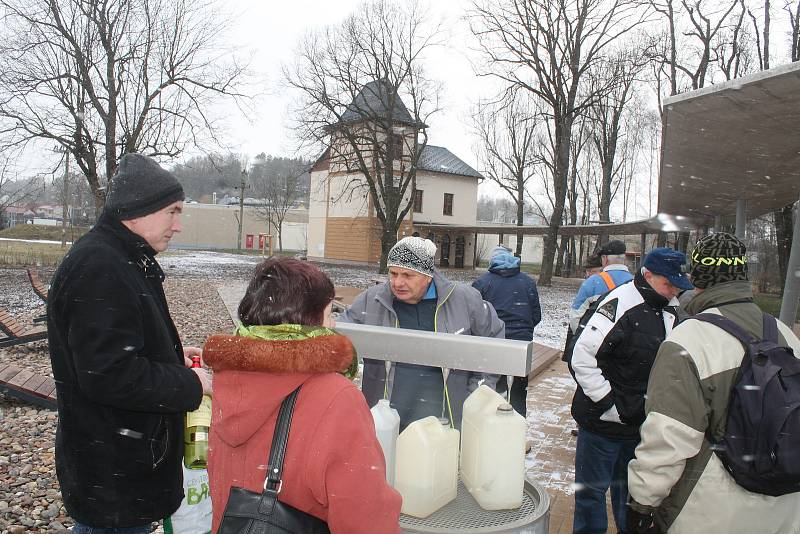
[
  {"x1": 528, "y1": 343, "x2": 563, "y2": 380},
  {"x1": 0, "y1": 309, "x2": 48, "y2": 348},
  {"x1": 0, "y1": 363, "x2": 57, "y2": 409}
]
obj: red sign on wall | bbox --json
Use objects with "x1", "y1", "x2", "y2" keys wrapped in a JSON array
[
  {"x1": 258, "y1": 234, "x2": 266, "y2": 250},
  {"x1": 245, "y1": 234, "x2": 254, "y2": 249}
]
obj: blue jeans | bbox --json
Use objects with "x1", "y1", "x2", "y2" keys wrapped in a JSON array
[
  {"x1": 573, "y1": 428, "x2": 639, "y2": 534},
  {"x1": 72, "y1": 522, "x2": 151, "y2": 534}
]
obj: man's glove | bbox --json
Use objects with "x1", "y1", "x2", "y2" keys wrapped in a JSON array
[{"x1": 624, "y1": 501, "x2": 657, "y2": 534}]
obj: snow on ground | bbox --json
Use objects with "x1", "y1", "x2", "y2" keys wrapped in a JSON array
[
  {"x1": 0, "y1": 237, "x2": 72, "y2": 245},
  {"x1": 526, "y1": 372, "x2": 578, "y2": 495},
  {"x1": 162, "y1": 249, "x2": 576, "y2": 349}
]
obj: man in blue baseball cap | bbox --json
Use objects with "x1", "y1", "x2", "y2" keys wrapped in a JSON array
[{"x1": 565, "y1": 247, "x2": 688, "y2": 534}]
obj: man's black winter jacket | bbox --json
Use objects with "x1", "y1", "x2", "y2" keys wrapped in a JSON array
[
  {"x1": 47, "y1": 212, "x2": 203, "y2": 528},
  {"x1": 568, "y1": 270, "x2": 680, "y2": 439}
]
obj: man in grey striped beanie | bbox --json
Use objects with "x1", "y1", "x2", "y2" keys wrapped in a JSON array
[{"x1": 340, "y1": 234, "x2": 506, "y2": 430}]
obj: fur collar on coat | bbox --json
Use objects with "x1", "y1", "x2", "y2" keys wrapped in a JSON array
[{"x1": 203, "y1": 330, "x2": 356, "y2": 374}]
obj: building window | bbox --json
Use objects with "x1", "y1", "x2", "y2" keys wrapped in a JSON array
[
  {"x1": 391, "y1": 134, "x2": 403, "y2": 160},
  {"x1": 413, "y1": 189, "x2": 423, "y2": 213},
  {"x1": 443, "y1": 193, "x2": 453, "y2": 216}
]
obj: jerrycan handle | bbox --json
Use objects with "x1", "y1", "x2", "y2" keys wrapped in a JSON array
[{"x1": 383, "y1": 360, "x2": 392, "y2": 401}]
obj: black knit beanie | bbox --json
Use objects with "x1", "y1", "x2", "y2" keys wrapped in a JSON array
[
  {"x1": 689, "y1": 232, "x2": 748, "y2": 289},
  {"x1": 105, "y1": 153, "x2": 185, "y2": 220}
]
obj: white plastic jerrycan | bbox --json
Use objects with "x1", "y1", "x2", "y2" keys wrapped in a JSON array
[
  {"x1": 371, "y1": 399, "x2": 400, "y2": 486},
  {"x1": 394, "y1": 416, "x2": 460, "y2": 518},
  {"x1": 460, "y1": 384, "x2": 527, "y2": 510}
]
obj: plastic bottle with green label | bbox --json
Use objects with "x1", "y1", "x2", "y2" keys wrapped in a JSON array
[{"x1": 184, "y1": 356, "x2": 211, "y2": 469}]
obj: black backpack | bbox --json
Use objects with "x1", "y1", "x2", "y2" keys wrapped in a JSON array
[
  {"x1": 694, "y1": 312, "x2": 800, "y2": 496},
  {"x1": 562, "y1": 291, "x2": 609, "y2": 369}
]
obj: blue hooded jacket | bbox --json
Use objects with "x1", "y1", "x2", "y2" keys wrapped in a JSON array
[{"x1": 472, "y1": 248, "x2": 541, "y2": 341}]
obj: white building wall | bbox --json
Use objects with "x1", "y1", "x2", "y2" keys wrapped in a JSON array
[
  {"x1": 278, "y1": 222, "x2": 307, "y2": 252},
  {"x1": 308, "y1": 169, "x2": 329, "y2": 258},
  {"x1": 476, "y1": 233, "x2": 544, "y2": 265},
  {"x1": 414, "y1": 171, "x2": 478, "y2": 225}
]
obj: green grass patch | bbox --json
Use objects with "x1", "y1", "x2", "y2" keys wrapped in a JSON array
[
  {"x1": 475, "y1": 259, "x2": 543, "y2": 275},
  {"x1": 0, "y1": 224, "x2": 89, "y2": 242},
  {"x1": 754, "y1": 293, "x2": 800, "y2": 323},
  {"x1": 0, "y1": 241, "x2": 67, "y2": 268}
]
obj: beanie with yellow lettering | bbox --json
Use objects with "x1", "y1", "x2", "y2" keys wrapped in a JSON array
[{"x1": 689, "y1": 232, "x2": 748, "y2": 289}]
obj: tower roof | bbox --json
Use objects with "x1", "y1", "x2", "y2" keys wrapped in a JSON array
[{"x1": 338, "y1": 79, "x2": 421, "y2": 127}]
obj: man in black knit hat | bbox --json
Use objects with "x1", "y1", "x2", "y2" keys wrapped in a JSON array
[
  {"x1": 627, "y1": 232, "x2": 800, "y2": 533},
  {"x1": 47, "y1": 153, "x2": 212, "y2": 533}
]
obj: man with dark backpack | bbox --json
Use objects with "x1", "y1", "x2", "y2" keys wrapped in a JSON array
[
  {"x1": 567, "y1": 248, "x2": 689, "y2": 534},
  {"x1": 627, "y1": 233, "x2": 800, "y2": 534}
]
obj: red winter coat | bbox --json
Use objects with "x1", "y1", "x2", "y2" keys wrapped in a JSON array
[{"x1": 204, "y1": 333, "x2": 402, "y2": 534}]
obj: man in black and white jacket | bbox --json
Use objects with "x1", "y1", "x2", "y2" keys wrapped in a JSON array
[{"x1": 567, "y1": 248, "x2": 692, "y2": 534}]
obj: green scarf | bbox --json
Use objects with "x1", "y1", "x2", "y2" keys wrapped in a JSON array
[{"x1": 234, "y1": 323, "x2": 359, "y2": 380}]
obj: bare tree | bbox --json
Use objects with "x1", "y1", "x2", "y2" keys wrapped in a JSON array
[
  {"x1": 471, "y1": 0, "x2": 650, "y2": 285},
  {"x1": 715, "y1": 0, "x2": 755, "y2": 79},
  {"x1": 0, "y1": 161, "x2": 42, "y2": 229},
  {"x1": 473, "y1": 92, "x2": 542, "y2": 257},
  {"x1": 768, "y1": 0, "x2": 799, "y2": 289},
  {"x1": 788, "y1": 0, "x2": 800, "y2": 60},
  {"x1": 0, "y1": 0, "x2": 250, "y2": 212},
  {"x1": 284, "y1": 0, "x2": 441, "y2": 272},
  {"x1": 589, "y1": 48, "x2": 649, "y2": 226},
  {"x1": 679, "y1": 0, "x2": 741, "y2": 88},
  {"x1": 251, "y1": 156, "x2": 308, "y2": 253},
  {"x1": 644, "y1": 0, "x2": 744, "y2": 99}
]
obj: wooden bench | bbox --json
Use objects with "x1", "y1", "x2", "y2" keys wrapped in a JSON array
[
  {"x1": 26, "y1": 267, "x2": 49, "y2": 303},
  {"x1": 332, "y1": 286, "x2": 363, "y2": 314},
  {"x1": 528, "y1": 343, "x2": 563, "y2": 380},
  {"x1": 0, "y1": 309, "x2": 48, "y2": 348},
  {"x1": 26, "y1": 267, "x2": 49, "y2": 323},
  {"x1": 0, "y1": 363, "x2": 57, "y2": 409}
]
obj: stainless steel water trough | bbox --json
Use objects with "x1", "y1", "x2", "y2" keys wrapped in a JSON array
[{"x1": 333, "y1": 322, "x2": 533, "y2": 377}]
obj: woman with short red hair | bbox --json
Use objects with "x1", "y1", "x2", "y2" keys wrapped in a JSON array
[{"x1": 204, "y1": 257, "x2": 401, "y2": 533}]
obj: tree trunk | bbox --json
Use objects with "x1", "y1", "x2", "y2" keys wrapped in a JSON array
[
  {"x1": 516, "y1": 200, "x2": 524, "y2": 258},
  {"x1": 539, "y1": 120, "x2": 572, "y2": 286},
  {"x1": 555, "y1": 235, "x2": 568, "y2": 276},
  {"x1": 775, "y1": 204, "x2": 793, "y2": 289},
  {"x1": 378, "y1": 227, "x2": 398, "y2": 274}
]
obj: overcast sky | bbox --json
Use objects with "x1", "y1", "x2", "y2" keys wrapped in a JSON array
[{"x1": 221, "y1": 0, "x2": 497, "y2": 173}]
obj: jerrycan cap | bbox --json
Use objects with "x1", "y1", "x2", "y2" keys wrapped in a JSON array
[{"x1": 497, "y1": 403, "x2": 514, "y2": 414}]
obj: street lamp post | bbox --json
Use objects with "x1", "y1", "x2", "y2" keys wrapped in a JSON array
[
  {"x1": 237, "y1": 168, "x2": 247, "y2": 251},
  {"x1": 53, "y1": 146, "x2": 70, "y2": 248}
]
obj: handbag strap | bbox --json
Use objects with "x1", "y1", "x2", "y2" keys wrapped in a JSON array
[{"x1": 263, "y1": 385, "x2": 302, "y2": 494}]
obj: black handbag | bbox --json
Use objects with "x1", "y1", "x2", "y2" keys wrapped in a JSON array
[{"x1": 218, "y1": 386, "x2": 330, "y2": 534}]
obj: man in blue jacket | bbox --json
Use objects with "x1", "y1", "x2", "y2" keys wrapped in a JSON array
[{"x1": 472, "y1": 245, "x2": 541, "y2": 416}]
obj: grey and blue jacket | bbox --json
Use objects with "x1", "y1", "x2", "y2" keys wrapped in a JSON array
[{"x1": 339, "y1": 269, "x2": 505, "y2": 429}]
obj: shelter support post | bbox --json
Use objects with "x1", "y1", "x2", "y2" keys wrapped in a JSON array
[
  {"x1": 473, "y1": 231, "x2": 478, "y2": 269},
  {"x1": 735, "y1": 199, "x2": 747, "y2": 239},
  {"x1": 640, "y1": 233, "x2": 647, "y2": 265},
  {"x1": 713, "y1": 215, "x2": 723, "y2": 233},
  {"x1": 779, "y1": 198, "x2": 800, "y2": 328}
]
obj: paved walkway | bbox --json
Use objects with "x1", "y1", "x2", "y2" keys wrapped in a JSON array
[{"x1": 526, "y1": 359, "x2": 620, "y2": 534}]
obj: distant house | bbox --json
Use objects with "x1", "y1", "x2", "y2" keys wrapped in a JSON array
[{"x1": 308, "y1": 81, "x2": 483, "y2": 268}]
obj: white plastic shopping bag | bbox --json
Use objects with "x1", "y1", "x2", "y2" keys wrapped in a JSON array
[{"x1": 164, "y1": 466, "x2": 212, "y2": 534}]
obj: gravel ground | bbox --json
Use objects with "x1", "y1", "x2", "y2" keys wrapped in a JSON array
[{"x1": 0, "y1": 251, "x2": 576, "y2": 533}]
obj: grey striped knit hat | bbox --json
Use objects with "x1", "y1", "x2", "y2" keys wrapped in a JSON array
[{"x1": 387, "y1": 236, "x2": 437, "y2": 277}]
